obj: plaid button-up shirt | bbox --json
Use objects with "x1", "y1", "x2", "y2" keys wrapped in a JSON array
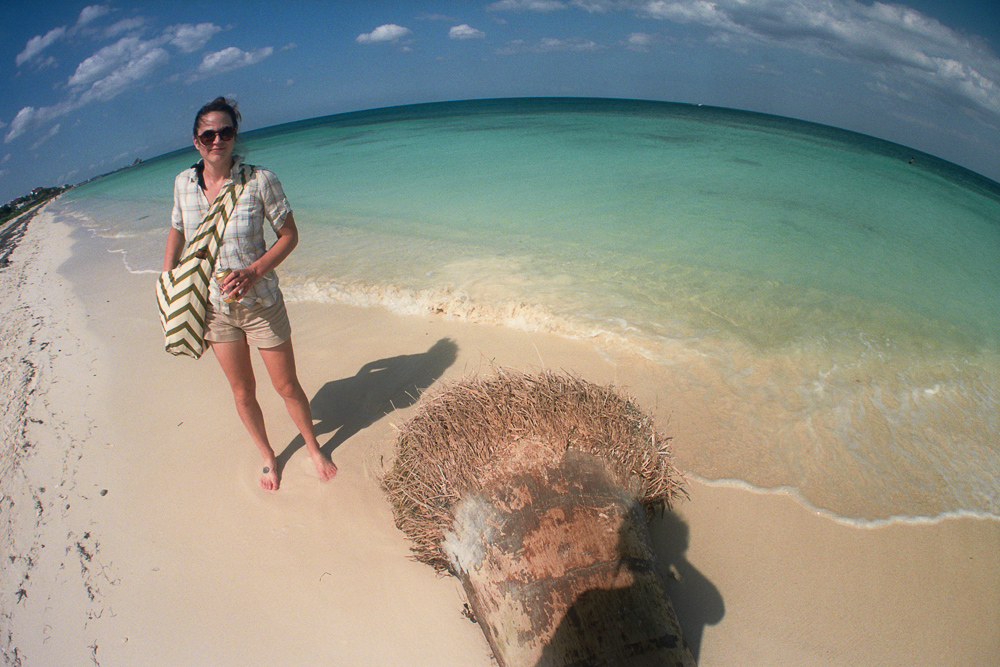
[{"x1": 171, "y1": 156, "x2": 290, "y2": 310}]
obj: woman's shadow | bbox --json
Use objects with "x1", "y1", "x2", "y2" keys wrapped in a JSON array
[
  {"x1": 649, "y1": 511, "x2": 725, "y2": 661},
  {"x1": 276, "y1": 337, "x2": 458, "y2": 466}
]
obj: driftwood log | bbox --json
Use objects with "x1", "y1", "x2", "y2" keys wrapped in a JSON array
[{"x1": 383, "y1": 370, "x2": 694, "y2": 667}]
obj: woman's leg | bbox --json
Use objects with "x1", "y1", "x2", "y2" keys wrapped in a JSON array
[
  {"x1": 258, "y1": 337, "x2": 338, "y2": 481},
  {"x1": 211, "y1": 338, "x2": 281, "y2": 490}
]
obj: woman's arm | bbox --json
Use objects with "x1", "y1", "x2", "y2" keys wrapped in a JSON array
[
  {"x1": 162, "y1": 226, "x2": 185, "y2": 272},
  {"x1": 222, "y1": 212, "x2": 299, "y2": 301}
]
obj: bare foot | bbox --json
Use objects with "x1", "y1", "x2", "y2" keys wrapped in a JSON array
[
  {"x1": 261, "y1": 455, "x2": 280, "y2": 491},
  {"x1": 310, "y1": 450, "x2": 338, "y2": 481}
]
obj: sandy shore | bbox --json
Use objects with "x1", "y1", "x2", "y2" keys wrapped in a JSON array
[{"x1": 2, "y1": 205, "x2": 998, "y2": 666}]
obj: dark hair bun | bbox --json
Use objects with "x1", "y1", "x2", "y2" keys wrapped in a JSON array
[{"x1": 193, "y1": 97, "x2": 242, "y2": 136}]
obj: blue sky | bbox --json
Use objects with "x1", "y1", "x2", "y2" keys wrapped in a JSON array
[{"x1": 2, "y1": 0, "x2": 998, "y2": 203}]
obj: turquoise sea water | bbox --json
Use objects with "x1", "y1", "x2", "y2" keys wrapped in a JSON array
[{"x1": 54, "y1": 98, "x2": 1000, "y2": 522}]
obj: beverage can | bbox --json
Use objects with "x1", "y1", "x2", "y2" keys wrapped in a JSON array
[{"x1": 215, "y1": 269, "x2": 236, "y2": 302}]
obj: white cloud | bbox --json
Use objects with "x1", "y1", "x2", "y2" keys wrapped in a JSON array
[
  {"x1": 555, "y1": 0, "x2": 1000, "y2": 119},
  {"x1": 194, "y1": 46, "x2": 274, "y2": 79},
  {"x1": 356, "y1": 24, "x2": 412, "y2": 44},
  {"x1": 866, "y1": 77, "x2": 914, "y2": 102},
  {"x1": 497, "y1": 39, "x2": 525, "y2": 55},
  {"x1": 68, "y1": 36, "x2": 151, "y2": 87},
  {"x1": 572, "y1": 0, "x2": 612, "y2": 11},
  {"x1": 641, "y1": 0, "x2": 734, "y2": 27},
  {"x1": 14, "y1": 5, "x2": 114, "y2": 67},
  {"x1": 20, "y1": 21, "x2": 230, "y2": 138},
  {"x1": 79, "y1": 48, "x2": 170, "y2": 103},
  {"x1": 7, "y1": 31, "x2": 175, "y2": 143},
  {"x1": 627, "y1": 32, "x2": 654, "y2": 50},
  {"x1": 450, "y1": 25, "x2": 486, "y2": 40},
  {"x1": 168, "y1": 23, "x2": 222, "y2": 53},
  {"x1": 5, "y1": 109, "x2": 34, "y2": 142},
  {"x1": 417, "y1": 13, "x2": 458, "y2": 22},
  {"x1": 5, "y1": 106, "x2": 54, "y2": 143},
  {"x1": 487, "y1": 0, "x2": 568, "y2": 10},
  {"x1": 748, "y1": 62, "x2": 783, "y2": 76},
  {"x1": 30, "y1": 124, "x2": 61, "y2": 151},
  {"x1": 541, "y1": 37, "x2": 602, "y2": 52},
  {"x1": 76, "y1": 5, "x2": 111, "y2": 29},
  {"x1": 16, "y1": 26, "x2": 67, "y2": 67},
  {"x1": 499, "y1": 36, "x2": 604, "y2": 54},
  {"x1": 487, "y1": 0, "x2": 606, "y2": 11},
  {"x1": 105, "y1": 17, "x2": 148, "y2": 38}
]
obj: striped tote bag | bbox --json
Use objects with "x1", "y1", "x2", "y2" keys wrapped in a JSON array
[{"x1": 156, "y1": 165, "x2": 253, "y2": 359}]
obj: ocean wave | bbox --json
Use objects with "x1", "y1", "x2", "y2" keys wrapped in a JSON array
[
  {"x1": 280, "y1": 276, "x2": 710, "y2": 367},
  {"x1": 105, "y1": 247, "x2": 158, "y2": 274},
  {"x1": 283, "y1": 278, "x2": 635, "y2": 345},
  {"x1": 688, "y1": 474, "x2": 1000, "y2": 526}
]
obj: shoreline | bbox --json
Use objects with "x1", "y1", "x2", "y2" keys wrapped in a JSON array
[
  {"x1": 2, "y1": 206, "x2": 998, "y2": 665},
  {"x1": 62, "y1": 183, "x2": 1000, "y2": 523},
  {"x1": 687, "y1": 474, "x2": 1000, "y2": 528},
  {"x1": 99, "y1": 247, "x2": 1000, "y2": 525}
]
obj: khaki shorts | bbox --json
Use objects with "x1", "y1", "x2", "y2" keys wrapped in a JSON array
[{"x1": 204, "y1": 293, "x2": 291, "y2": 349}]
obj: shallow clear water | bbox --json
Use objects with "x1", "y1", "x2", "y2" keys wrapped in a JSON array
[{"x1": 55, "y1": 98, "x2": 1000, "y2": 522}]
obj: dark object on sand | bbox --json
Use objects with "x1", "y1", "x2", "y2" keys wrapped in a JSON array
[
  {"x1": 383, "y1": 369, "x2": 694, "y2": 667},
  {"x1": 0, "y1": 208, "x2": 41, "y2": 269}
]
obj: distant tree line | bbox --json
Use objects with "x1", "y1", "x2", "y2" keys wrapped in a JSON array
[{"x1": 1, "y1": 185, "x2": 70, "y2": 225}]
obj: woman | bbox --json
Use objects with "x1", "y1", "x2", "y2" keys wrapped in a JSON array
[{"x1": 162, "y1": 97, "x2": 338, "y2": 491}]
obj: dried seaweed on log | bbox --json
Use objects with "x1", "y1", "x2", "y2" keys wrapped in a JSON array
[{"x1": 382, "y1": 368, "x2": 686, "y2": 574}]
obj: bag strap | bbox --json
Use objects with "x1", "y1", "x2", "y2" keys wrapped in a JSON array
[{"x1": 176, "y1": 163, "x2": 253, "y2": 268}]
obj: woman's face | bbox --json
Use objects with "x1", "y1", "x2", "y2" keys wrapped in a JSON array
[{"x1": 193, "y1": 110, "x2": 236, "y2": 164}]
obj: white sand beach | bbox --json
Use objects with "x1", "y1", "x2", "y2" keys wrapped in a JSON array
[{"x1": 2, "y1": 205, "x2": 998, "y2": 666}]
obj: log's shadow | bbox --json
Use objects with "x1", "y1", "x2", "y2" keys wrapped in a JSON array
[
  {"x1": 649, "y1": 511, "x2": 725, "y2": 662},
  {"x1": 277, "y1": 338, "x2": 458, "y2": 466}
]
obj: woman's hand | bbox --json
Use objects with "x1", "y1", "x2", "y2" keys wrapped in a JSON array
[
  {"x1": 220, "y1": 266, "x2": 261, "y2": 301},
  {"x1": 219, "y1": 212, "x2": 299, "y2": 301}
]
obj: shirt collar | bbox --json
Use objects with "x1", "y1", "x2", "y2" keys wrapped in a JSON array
[{"x1": 190, "y1": 154, "x2": 244, "y2": 189}]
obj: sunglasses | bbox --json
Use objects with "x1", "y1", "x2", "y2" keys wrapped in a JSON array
[{"x1": 196, "y1": 126, "x2": 236, "y2": 145}]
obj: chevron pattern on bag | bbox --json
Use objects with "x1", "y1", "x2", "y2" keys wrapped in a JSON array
[{"x1": 156, "y1": 165, "x2": 252, "y2": 359}]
